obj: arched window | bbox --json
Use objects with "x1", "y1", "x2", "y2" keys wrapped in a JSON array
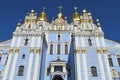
[
  {"x1": 50, "y1": 44, "x2": 53, "y2": 54},
  {"x1": 57, "y1": 44, "x2": 61, "y2": 55},
  {"x1": 91, "y1": 66, "x2": 97, "y2": 77},
  {"x1": 88, "y1": 38, "x2": 92, "y2": 46},
  {"x1": 65, "y1": 44, "x2": 68, "y2": 54},
  {"x1": 28, "y1": 24, "x2": 31, "y2": 29},
  {"x1": 24, "y1": 38, "x2": 29, "y2": 46},
  {"x1": 22, "y1": 54, "x2": 25, "y2": 59},
  {"x1": 58, "y1": 35, "x2": 60, "y2": 41},
  {"x1": 117, "y1": 58, "x2": 120, "y2": 66},
  {"x1": 18, "y1": 66, "x2": 24, "y2": 76},
  {"x1": 108, "y1": 58, "x2": 113, "y2": 66}
]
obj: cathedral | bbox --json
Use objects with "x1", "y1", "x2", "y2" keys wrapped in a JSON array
[{"x1": 0, "y1": 6, "x2": 120, "y2": 80}]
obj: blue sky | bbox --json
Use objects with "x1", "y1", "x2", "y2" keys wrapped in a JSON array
[{"x1": 0, "y1": 0, "x2": 120, "y2": 42}]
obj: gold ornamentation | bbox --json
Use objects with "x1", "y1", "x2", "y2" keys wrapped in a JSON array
[
  {"x1": 24, "y1": 19, "x2": 28, "y2": 23},
  {"x1": 30, "y1": 48, "x2": 34, "y2": 53},
  {"x1": 72, "y1": 12, "x2": 80, "y2": 22},
  {"x1": 97, "y1": 48, "x2": 101, "y2": 54},
  {"x1": 103, "y1": 48, "x2": 107, "y2": 54},
  {"x1": 82, "y1": 48, "x2": 86, "y2": 53},
  {"x1": 9, "y1": 48, "x2": 13, "y2": 53},
  {"x1": 36, "y1": 48, "x2": 41, "y2": 53},
  {"x1": 89, "y1": 19, "x2": 93, "y2": 23},
  {"x1": 75, "y1": 48, "x2": 80, "y2": 54},
  {"x1": 80, "y1": 19, "x2": 84, "y2": 23},
  {"x1": 38, "y1": 12, "x2": 48, "y2": 21},
  {"x1": 15, "y1": 48, "x2": 19, "y2": 53}
]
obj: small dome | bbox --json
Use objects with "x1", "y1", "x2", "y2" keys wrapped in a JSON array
[
  {"x1": 38, "y1": 12, "x2": 48, "y2": 21},
  {"x1": 72, "y1": 12, "x2": 80, "y2": 22}
]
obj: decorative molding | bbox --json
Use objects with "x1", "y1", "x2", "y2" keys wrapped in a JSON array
[
  {"x1": 9, "y1": 48, "x2": 13, "y2": 53},
  {"x1": 81, "y1": 48, "x2": 86, "y2": 53},
  {"x1": 36, "y1": 48, "x2": 41, "y2": 53},
  {"x1": 15, "y1": 48, "x2": 19, "y2": 53},
  {"x1": 97, "y1": 48, "x2": 101, "y2": 54},
  {"x1": 30, "y1": 48, "x2": 34, "y2": 53},
  {"x1": 75, "y1": 47, "x2": 80, "y2": 54},
  {"x1": 103, "y1": 48, "x2": 107, "y2": 54}
]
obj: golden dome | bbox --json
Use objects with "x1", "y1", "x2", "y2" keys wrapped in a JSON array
[
  {"x1": 38, "y1": 12, "x2": 48, "y2": 21},
  {"x1": 72, "y1": 12, "x2": 80, "y2": 22},
  {"x1": 57, "y1": 13, "x2": 64, "y2": 19}
]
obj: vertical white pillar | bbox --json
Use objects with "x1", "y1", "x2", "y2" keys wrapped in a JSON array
[
  {"x1": 3, "y1": 37, "x2": 16, "y2": 80},
  {"x1": 96, "y1": 37, "x2": 106, "y2": 80},
  {"x1": 75, "y1": 36, "x2": 81, "y2": 80},
  {"x1": 3, "y1": 50, "x2": 13, "y2": 80},
  {"x1": 104, "y1": 54, "x2": 112, "y2": 80},
  {"x1": 9, "y1": 37, "x2": 21, "y2": 80},
  {"x1": 101, "y1": 37, "x2": 112, "y2": 80},
  {"x1": 81, "y1": 37, "x2": 88, "y2": 80},
  {"x1": 101, "y1": 37, "x2": 106, "y2": 47},
  {"x1": 33, "y1": 37, "x2": 41, "y2": 80},
  {"x1": 26, "y1": 36, "x2": 35, "y2": 80}
]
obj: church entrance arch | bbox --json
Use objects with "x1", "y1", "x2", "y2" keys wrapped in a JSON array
[{"x1": 52, "y1": 75, "x2": 63, "y2": 80}]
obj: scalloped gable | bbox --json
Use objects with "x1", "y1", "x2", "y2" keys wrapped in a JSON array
[{"x1": 0, "y1": 39, "x2": 12, "y2": 46}]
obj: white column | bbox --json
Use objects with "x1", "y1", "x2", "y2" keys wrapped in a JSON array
[
  {"x1": 81, "y1": 37, "x2": 85, "y2": 47},
  {"x1": 3, "y1": 37, "x2": 16, "y2": 80},
  {"x1": 96, "y1": 37, "x2": 106, "y2": 80},
  {"x1": 9, "y1": 37, "x2": 21, "y2": 80},
  {"x1": 26, "y1": 36, "x2": 35, "y2": 80},
  {"x1": 75, "y1": 36, "x2": 81, "y2": 80},
  {"x1": 33, "y1": 37, "x2": 41, "y2": 80},
  {"x1": 101, "y1": 37, "x2": 106, "y2": 47},
  {"x1": 3, "y1": 51, "x2": 13, "y2": 80},
  {"x1": 82, "y1": 54, "x2": 88, "y2": 80},
  {"x1": 81, "y1": 37, "x2": 88, "y2": 80},
  {"x1": 101, "y1": 37, "x2": 112, "y2": 80},
  {"x1": 104, "y1": 54, "x2": 112, "y2": 80}
]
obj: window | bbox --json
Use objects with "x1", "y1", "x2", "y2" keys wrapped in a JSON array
[
  {"x1": 0, "y1": 57, "x2": 1, "y2": 62},
  {"x1": 54, "y1": 66, "x2": 63, "y2": 72},
  {"x1": 5, "y1": 57, "x2": 8, "y2": 65},
  {"x1": 118, "y1": 72, "x2": 120, "y2": 77},
  {"x1": 0, "y1": 71, "x2": 2, "y2": 77},
  {"x1": 22, "y1": 54, "x2": 25, "y2": 59},
  {"x1": 47, "y1": 67, "x2": 50, "y2": 76},
  {"x1": 117, "y1": 58, "x2": 120, "y2": 66},
  {"x1": 65, "y1": 44, "x2": 68, "y2": 54},
  {"x1": 50, "y1": 44, "x2": 53, "y2": 54},
  {"x1": 57, "y1": 44, "x2": 61, "y2": 55},
  {"x1": 18, "y1": 66, "x2": 24, "y2": 76},
  {"x1": 28, "y1": 24, "x2": 31, "y2": 28},
  {"x1": 91, "y1": 66, "x2": 97, "y2": 77},
  {"x1": 24, "y1": 38, "x2": 29, "y2": 46},
  {"x1": 88, "y1": 38, "x2": 92, "y2": 46},
  {"x1": 58, "y1": 35, "x2": 60, "y2": 41},
  {"x1": 108, "y1": 58, "x2": 113, "y2": 66}
]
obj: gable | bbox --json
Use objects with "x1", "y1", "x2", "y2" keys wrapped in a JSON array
[
  {"x1": 105, "y1": 39, "x2": 120, "y2": 46},
  {"x1": 0, "y1": 39, "x2": 12, "y2": 46}
]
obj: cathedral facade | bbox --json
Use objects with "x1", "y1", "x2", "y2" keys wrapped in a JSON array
[{"x1": 0, "y1": 7, "x2": 120, "y2": 80}]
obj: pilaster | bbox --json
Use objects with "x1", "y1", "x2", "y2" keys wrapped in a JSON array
[
  {"x1": 75, "y1": 35, "x2": 81, "y2": 80},
  {"x1": 96, "y1": 37, "x2": 106, "y2": 80},
  {"x1": 9, "y1": 36, "x2": 21, "y2": 80}
]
